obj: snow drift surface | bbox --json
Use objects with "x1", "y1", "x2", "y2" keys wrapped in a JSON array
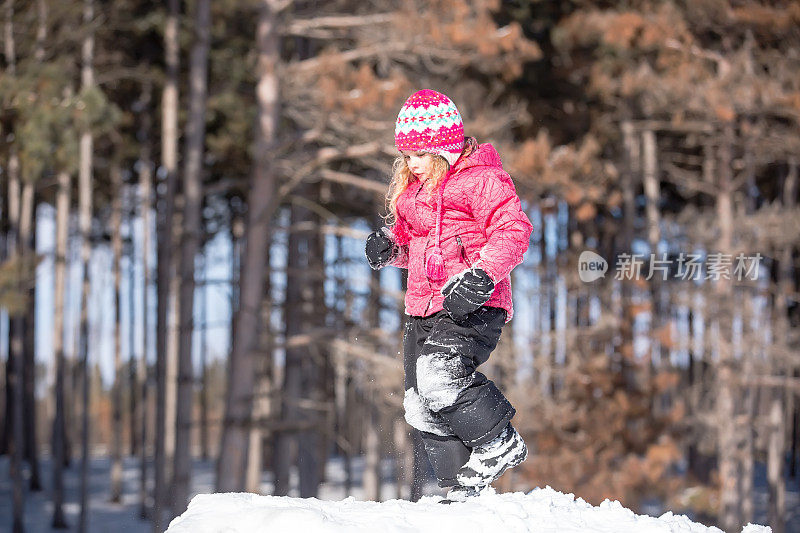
[{"x1": 165, "y1": 486, "x2": 770, "y2": 533}]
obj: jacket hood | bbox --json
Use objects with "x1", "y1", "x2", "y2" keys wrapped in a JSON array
[{"x1": 452, "y1": 142, "x2": 503, "y2": 174}]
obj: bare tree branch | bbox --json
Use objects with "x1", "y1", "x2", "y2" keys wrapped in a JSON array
[{"x1": 283, "y1": 13, "x2": 394, "y2": 34}]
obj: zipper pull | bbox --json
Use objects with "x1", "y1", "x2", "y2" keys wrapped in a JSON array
[{"x1": 455, "y1": 235, "x2": 473, "y2": 267}]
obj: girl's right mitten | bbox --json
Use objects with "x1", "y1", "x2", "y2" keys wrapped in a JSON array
[{"x1": 365, "y1": 227, "x2": 398, "y2": 270}]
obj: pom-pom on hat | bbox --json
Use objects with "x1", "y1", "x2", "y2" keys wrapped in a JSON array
[{"x1": 395, "y1": 89, "x2": 464, "y2": 167}]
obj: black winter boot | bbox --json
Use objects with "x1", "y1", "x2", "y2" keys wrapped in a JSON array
[{"x1": 456, "y1": 423, "x2": 527, "y2": 488}]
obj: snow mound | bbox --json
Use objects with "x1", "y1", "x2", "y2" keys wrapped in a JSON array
[{"x1": 165, "y1": 486, "x2": 771, "y2": 533}]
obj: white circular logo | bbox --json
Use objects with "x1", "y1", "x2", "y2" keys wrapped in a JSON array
[{"x1": 578, "y1": 251, "x2": 608, "y2": 282}]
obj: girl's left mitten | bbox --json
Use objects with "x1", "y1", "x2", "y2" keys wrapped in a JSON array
[
  {"x1": 441, "y1": 267, "x2": 495, "y2": 320},
  {"x1": 365, "y1": 227, "x2": 398, "y2": 270}
]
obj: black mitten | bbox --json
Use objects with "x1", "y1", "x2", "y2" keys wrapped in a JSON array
[
  {"x1": 441, "y1": 267, "x2": 495, "y2": 320},
  {"x1": 365, "y1": 227, "x2": 399, "y2": 270}
]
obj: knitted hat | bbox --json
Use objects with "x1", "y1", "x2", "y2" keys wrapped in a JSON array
[{"x1": 395, "y1": 89, "x2": 464, "y2": 167}]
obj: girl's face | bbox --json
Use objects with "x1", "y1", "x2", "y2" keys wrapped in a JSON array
[{"x1": 402, "y1": 151, "x2": 436, "y2": 181}]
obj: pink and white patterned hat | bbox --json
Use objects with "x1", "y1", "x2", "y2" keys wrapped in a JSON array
[{"x1": 395, "y1": 89, "x2": 464, "y2": 167}]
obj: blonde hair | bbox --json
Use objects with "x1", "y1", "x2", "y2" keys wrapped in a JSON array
[{"x1": 383, "y1": 137, "x2": 477, "y2": 228}]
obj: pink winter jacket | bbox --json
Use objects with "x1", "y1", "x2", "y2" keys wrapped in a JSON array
[{"x1": 385, "y1": 143, "x2": 533, "y2": 323}]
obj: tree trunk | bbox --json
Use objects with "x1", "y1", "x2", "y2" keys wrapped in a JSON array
[
  {"x1": 244, "y1": 301, "x2": 269, "y2": 493},
  {"x1": 172, "y1": 0, "x2": 211, "y2": 517},
  {"x1": 686, "y1": 141, "x2": 717, "y2": 485},
  {"x1": 547, "y1": 210, "x2": 559, "y2": 395},
  {"x1": 19, "y1": 0, "x2": 47, "y2": 491},
  {"x1": 137, "y1": 78, "x2": 153, "y2": 521},
  {"x1": 154, "y1": 0, "x2": 179, "y2": 529},
  {"x1": 618, "y1": 120, "x2": 641, "y2": 402},
  {"x1": 333, "y1": 330, "x2": 353, "y2": 495},
  {"x1": 21, "y1": 187, "x2": 40, "y2": 493},
  {"x1": 245, "y1": 237, "x2": 273, "y2": 493},
  {"x1": 5, "y1": 4, "x2": 25, "y2": 520},
  {"x1": 110, "y1": 163, "x2": 124, "y2": 504},
  {"x1": 129, "y1": 218, "x2": 146, "y2": 512},
  {"x1": 641, "y1": 129, "x2": 660, "y2": 254},
  {"x1": 216, "y1": 0, "x2": 279, "y2": 493},
  {"x1": 243, "y1": 342, "x2": 265, "y2": 493},
  {"x1": 77, "y1": 167, "x2": 93, "y2": 517},
  {"x1": 331, "y1": 233, "x2": 354, "y2": 495},
  {"x1": 318, "y1": 334, "x2": 335, "y2": 488},
  {"x1": 273, "y1": 198, "x2": 307, "y2": 497},
  {"x1": 344, "y1": 361, "x2": 357, "y2": 495},
  {"x1": 129, "y1": 248, "x2": 139, "y2": 457},
  {"x1": 4, "y1": 1, "x2": 41, "y2": 496},
  {"x1": 165, "y1": 258, "x2": 179, "y2": 497},
  {"x1": 21, "y1": 188, "x2": 40, "y2": 497},
  {"x1": 393, "y1": 418, "x2": 409, "y2": 500},
  {"x1": 767, "y1": 243, "x2": 792, "y2": 533},
  {"x1": 51, "y1": 169, "x2": 70, "y2": 529},
  {"x1": 0, "y1": 223, "x2": 8, "y2": 457},
  {"x1": 715, "y1": 123, "x2": 740, "y2": 533},
  {"x1": 740, "y1": 288, "x2": 756, "y2": 525},
  {"x1": 298, "y1": 194, "x2": 326, "y2": 498},
  {"x1": 199, "y1": 252, "x2": 209, "y2": 462},
  {"x1": 782, "y1": 160, "x2": 798, "y2": 485},
  {"x1": 9, "y1": 314, "x2": 25, "y2": 533},
  {"x1": 9, "y1": 302, "x2": 25, "y2": 533},
  {"x1": 363, "y1": 394, "x2": 381, "y2": 501},
  {"x1": 739, "y1": 134, "x2": 758, "y2": 523},
  {"x1": 68, "y1": 335, "x2": 79, "y2": 466},
  {"x1": 767, "y1": 388, "x2": 786, "y2": 533},
  {"x1": 642, "y1": 128, "x2": 662, "y2": 380},
  {"x1": 77, "y1": 3, "x2": 95, "y2": 531},
  {"x1": 537, "y1": 209, "x2": 550, "y2": 396}
]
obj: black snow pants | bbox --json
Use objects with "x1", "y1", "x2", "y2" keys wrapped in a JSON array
[{"x1": 402, "y1": 305, "x2": 515, "y2": 487}]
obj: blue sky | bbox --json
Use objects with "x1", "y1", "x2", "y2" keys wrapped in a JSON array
[{"x1": 31, "y1": 201, "x2": 234, "y2": 388}]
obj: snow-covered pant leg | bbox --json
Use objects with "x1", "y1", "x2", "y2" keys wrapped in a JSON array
[
  {"x1": 402, "y1": 306, "x2": 514, "y2": 487},
  {"x1": 403, "y1": 313, "x2": 469, "y2": 487},
  {"x1": 403, "y1": 315, "x2": 454, "y2": 438},
  {"x1": 416, "y1": 306, "x2": 515, "y2": 447}
]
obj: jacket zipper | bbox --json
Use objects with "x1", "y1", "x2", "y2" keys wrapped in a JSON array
[
  {"x1": 424, "y1": 232, "x2": 433, "y2": 314},
  {"x1": 455, "y1": 235, "x2": 473, "y2": 267}
]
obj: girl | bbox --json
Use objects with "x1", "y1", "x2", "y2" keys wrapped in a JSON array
[{"x1": 365, "y1": 89, "x2": 533, "y2": 501}]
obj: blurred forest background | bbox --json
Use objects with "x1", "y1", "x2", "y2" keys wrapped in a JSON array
[{"x1": 1, "y1": 0, "x2": 799, "y2": 532}]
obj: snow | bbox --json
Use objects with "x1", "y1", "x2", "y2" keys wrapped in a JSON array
[
  {"x1": 416, "y1": 347, "x2": 471, "y2": 411},
  {"x1": 402, "y1": 387, "x2": 451, "y2": 436},
  {"x1": 166, "y1": 486, "x2": 772, "y2": 533},
  {"x1": 741, "y1": 526, "x2": 772, "y2": 533}
]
